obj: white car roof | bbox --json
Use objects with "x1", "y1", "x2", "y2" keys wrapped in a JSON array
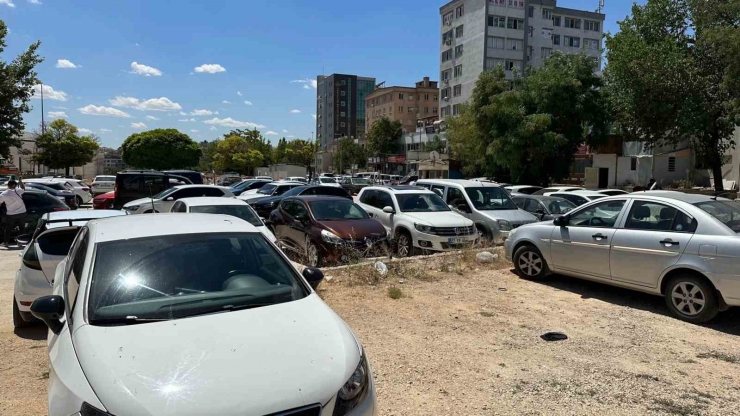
[
  {"x1": 178, "y1": 197, "x2": 246, "y2": 207},
  {"x1": 173, "y1": 184, "x2": 231, "y2": 191},
  {"x1": 269, "y1": 181, "x2": 303, "y2": 185},
  {"x1": 88, "y1": 214, "x2": 259, "y2": 243},
  {"x1": 568, "y1": 190, "x2": 612, "y2": 197},
  {"x1": 363, "y1": 185, "x2": 435, "y2": 195},
  {"x1": 417, "y1": 179, "x2": 502, "y2": 188}
]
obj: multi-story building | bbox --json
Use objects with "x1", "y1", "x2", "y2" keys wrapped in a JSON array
[
  {"x1": 315, "y1": 74, "x2": 375, "y2": 172},
  {"x1": 365, "y1": 77, "x2": 440, "y2": 136},
  {"x1": 438, "y1": 0, "x2": 605, "y2": 117}
]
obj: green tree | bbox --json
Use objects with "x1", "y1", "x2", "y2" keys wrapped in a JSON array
[
  {"x1": 121, "y1": 128, "x2": 201, "y2": 170},
  {"x1": 285, "y1": 139, "x2": 317, "y2": 178},
  {"x1": 225, "y1": 129, "x2": 273, "y2": 166},
  {"x1": 367, "y1": 118, "x2": 402, "y2": 157},
  {"x1": 212, "y1": 135, "x2": 263, "y2": 175},
  {"x1": 274, "y1": 137, "x2": 288, "y2": 163},
  {"x1": 33, "y1": 119, "x2": 99, "y2": 176},
  {"x1": 335, "y1": 137, "x2": 367, "y2": 173},
  {"x1": 448, "y1": 55, "x2": 609, "y2": 185},
  {"x1": 0, "y1": 20, "x2": 43, "y2": 160},
  {"x1": 605, "y1": 0, "x2": 740, "y2": 191},
  {"x1": 198, "y1": 140, "x2": 218, "y2": 172},
  {"x1": 423, "y1": 134, "x2": 446, "y2": 153}
]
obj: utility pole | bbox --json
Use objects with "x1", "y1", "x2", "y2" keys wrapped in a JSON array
[{"x1": 40, "y1": 82, "x2": 46, "y2": 134}]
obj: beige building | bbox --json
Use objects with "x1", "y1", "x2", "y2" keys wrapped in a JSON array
[{"x1": 365, "y1": 77, "x2": 440, "y2": 135}]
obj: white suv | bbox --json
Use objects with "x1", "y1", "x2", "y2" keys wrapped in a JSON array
[{"x1": 357, "y1": 186, "x2": 477, "y2": 256}]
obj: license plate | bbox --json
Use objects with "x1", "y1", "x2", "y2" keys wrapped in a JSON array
[{"x1": 448, "y1": 238, "x2": 467, "y2": 244}]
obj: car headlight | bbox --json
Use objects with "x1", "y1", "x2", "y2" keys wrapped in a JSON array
[
  {"x1": 321, "y1": 229, "x2": 344, "y2": 244},
  {"x1": 497, "y1": 220, "x2": 512, "y2": 232},
  {"x1": 333, "y1": 352, "x2": 370, "y2": 416},
  {"x1": 414, "y1": 223, "x2": 437, "y2": 234},
  {"x1": 78, "y1": 402, "x2": 113, "y2": 416},
  {"x1": 123, "y1": 205, "x2": 140, "y2": 211}
]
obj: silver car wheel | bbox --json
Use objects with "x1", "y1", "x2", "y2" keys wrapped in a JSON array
[
  {"x1": 518, "y1": 251, "x2": 542, "y2": 276},
  {"x1": 671, "y1": 282, "x2": 706, "y2": 316},
  {"x1": 397, "y1": 234, "x2": 410, "y2": 257},
  {"x1": 308, "y1": 244, "x2": 319, "y2": 267}
]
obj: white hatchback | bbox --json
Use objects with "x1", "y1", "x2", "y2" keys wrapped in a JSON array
[
  {"x1": 170, "y1": 197, "x2": 277, "y2": 244},
  {"x1": 31, "y1": 214, "x2": 376, "y2": 416}
]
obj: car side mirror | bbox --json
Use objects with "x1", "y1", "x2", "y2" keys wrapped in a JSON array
[
  {"x1": 30, "y1": 295, "x2": 65, "y2": 335},
  {"x1": 553, "y1": 216, "x2": 568, "y2": 227},
  {"x1": 382, "y1": 206, "x2": 395, "y2": 214},
  {"x1": 535, "y1": 209, "x2": 546, "y2": 219},
  {"x1": 302, "y1": 267, "x2": 324, "y2": 290},
  {"x1": 456, "y1": 203, "x2": 471, "y2": 213},
  {"x1": 16, "y1": 234, "x2": 31, "y2": 245}
]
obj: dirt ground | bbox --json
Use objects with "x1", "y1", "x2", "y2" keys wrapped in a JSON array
[{"x1": 1, "y1": 248, "x2": 739, "y2": 415}]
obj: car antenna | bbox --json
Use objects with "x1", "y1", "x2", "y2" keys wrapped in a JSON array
[{"x1": 148, "y1": 183, "x2": 156, "y2": 212}]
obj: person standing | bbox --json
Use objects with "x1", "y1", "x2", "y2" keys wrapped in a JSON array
[{"x1": 0, "y1": 177, "x2": 26, "y2": 247}]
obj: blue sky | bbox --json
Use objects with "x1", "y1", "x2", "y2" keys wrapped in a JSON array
[{"x1": 1, "y1": 0, "x2": 643, "y2": 148}]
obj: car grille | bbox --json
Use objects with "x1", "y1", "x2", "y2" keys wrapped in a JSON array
[
  {"x1": 436, "y1": 226, "x2": 475, "y2": 236},
  {"x1": 441, "y1": 241, "x2": 476, "y2": 250},
  {"x1": 511, "y1": 221, "x2": 535, "y2": 229},
  {"x1": 265, "y1": 404, "x2": 322, "y2": 416}
]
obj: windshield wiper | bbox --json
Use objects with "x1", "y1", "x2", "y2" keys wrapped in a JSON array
[
  {"x1": 90, "y1": 316, "x2": 170, "y2": 326},
  {"x1": 171, "y1": 303, "x2": 275, "y2": 319}
]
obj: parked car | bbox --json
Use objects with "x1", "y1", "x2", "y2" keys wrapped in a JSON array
[
  {"x1": 505, "y1": 185, "x2": 544, "y2": 195},
  {"x1": 532, "y1": 186, "x2": 583, "y2": 195},
  {"x1": 170, "y1": 197, "x2": 276, "y2": 244},
  {"x1": 341, "y1": 177, "x2": 371, "y2": 195},
  {"x1": 30, "y1": 214, "x2": 376, "y2": 416},
  {"x1": 255, "y1": 175, "x2": 274, "y2": 181},
  {"x1": 251, "y1": 185, "x2": 351, "y2": 219},
  {"x1": 216, "y1": 175, "x2": 241, "y2": 186},
  {"x1": 357, "y1": 185, "x2": 478, "y2": 256},
  {"x1": 113, "y1": 171, "x2": 192, "y2": 209},
  {"x1": 594, "y1": 189, "x2": 630, "y2": 196},
  {"x1": 505, "y1": 191, "x2": 740, "y2": 323},
  {"x1": 416, "y1": 179, "x2": 538, "y2": 244},
  {"x1": 164, "y1": 170, "x2": 203, "y2": 185},
  {"x1": 1, "y1": 189, "x2": 70, "y2": 239},
  {"x1": 90, "y1": 175, "x2": 116, "y2": 195},
  {"x1": 546, "y1": 190, "x2": 607, "y2": 206},
  {"x1": 92, "y1": 191, "x2": 115, "y2": 210},
  {"x1": 25, "y1": 178, "x2": 93, "y2": 206},
  {"x1": 229, "y1": 179, "x2": 272, "y2": 196},
  {"x1": 12, "y1": 210, "x2": 126, "y2": 328},
  {"x1": 24, "y1": 182, "x2": 77, "y2": 210},
  {"x1": 237, "y1": 181, "x2": 304, "y2": 203},
  {"x1": 286, "y1": 176, "x2": 308, "y2": 183},
  {"x1": 511, "y1": 195, "x2": 577, "y2": 221},
  {"x1": 270, "y1": 196, "x2": 388, "y2": 267},
  {"x1": 397, "y1": 174, "x2": 419, "y2": 185},
  {"x1": 311, "y1": 176, "x2": 343, "y2": 188},
  {"x1": 123, "y1": 185, "x2": 233, "y2": 214}
]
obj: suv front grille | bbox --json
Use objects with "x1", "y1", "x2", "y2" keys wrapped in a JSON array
[
  {"x1": 266, "y1": 404, "x2": 322, "y2": 416},
  {"x1": 435, "y1": 226, "x2": 475, "y2": 236}
]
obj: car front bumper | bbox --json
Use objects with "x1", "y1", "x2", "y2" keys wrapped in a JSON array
[
  {"x1": 412, "y1": 232, "x2": 479, "y2": 251},
  {"x1": 504, "y1": 237, "x2": 513, "y2": 261}
]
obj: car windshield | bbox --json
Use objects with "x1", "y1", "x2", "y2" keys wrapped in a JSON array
[
  {"x1": 694, "y1": 201, "x2": 740, "y2": 233},
  {"x1": 465, "y1": 187, "x2": 518, "y2": 210},
  {"x1": 230, "y1": 180, "x2": 253, "y2": 191},
  {"x1": 152, "y1": 187, "x2": 177, "y2": 199},
  {"x1": 88, "y1": 233, "x2": 307, "y2": 323},
  {"x1": 96, "y1": 176, "x2": 116, "y2": 182},
  {"x1": 352, "y1": 178, "x2": 369, "y2": 185},
  {"x1": 282, "y1": 186, "x2": 309, "y2": 197},
  {"x1": 190, "y1": 205, "x2": 263, "y2": 227},
  {"x1": 258, "y1": 184, "x2": 277, "y2": 195},
  {"x1": 319, "y1": 177, "x2": 336, "y2": 184},
  {"x1": 309, "y1": 200, "x2": 369, "y2": 220},
  {"x1": 587, "y1": 195, "x2": 607, "y2": 201},
  {"x1": 397, "y1": 193, "x2": 450, "y2": 212},
  {"x1": 544, "y1": 198, "x2": 576, "y2": 214}
]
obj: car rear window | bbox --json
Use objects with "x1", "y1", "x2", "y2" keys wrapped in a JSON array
[
  {"x1": 190, "y1": 205, "x2": 263, "y2": 227},
  {"x1": 37, "y1": 228, "x2": 79, "y2": 256}
]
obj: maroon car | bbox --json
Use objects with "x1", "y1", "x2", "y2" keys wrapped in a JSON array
[{"x1": 269, "y1": 196, "x2": 389, "y2": 267}]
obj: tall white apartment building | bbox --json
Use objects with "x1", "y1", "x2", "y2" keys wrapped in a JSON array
[{"x1": 438, "y1": 0, "x2": 605, "y2": 117}]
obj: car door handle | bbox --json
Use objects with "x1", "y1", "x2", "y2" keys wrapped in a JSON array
[
  {"x1": 660, "y1": 239, "x2": 680, "y2": 247},
  {"x1": 592, "y1": 233, "x2": 607, "y2": 240}
]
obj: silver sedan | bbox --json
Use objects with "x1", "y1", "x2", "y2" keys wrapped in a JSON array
[{"x1": 504, "y1": 191, "x2": 740, "y2": 323}]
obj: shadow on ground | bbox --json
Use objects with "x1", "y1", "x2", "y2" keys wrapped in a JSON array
[
  {"x1": 14, "y1": 325, "x2": 48, "y2": 341},
  {"x1": 522, "y1": 270, "x2": 740, "y2": 337}
]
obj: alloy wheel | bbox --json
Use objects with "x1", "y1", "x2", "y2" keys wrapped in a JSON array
[
  {"x1": 671, "y1": 282, "x2": 706, "y2": 316},
  {"x1": 308, "y1": 244, "x2": 319, "y2": 267},
  {"x1": 397, "y1": 234, "x2": 410, "y2": 257},
  {"x1": 518, "y1": 251, "x2": 542, "y2": 276}
]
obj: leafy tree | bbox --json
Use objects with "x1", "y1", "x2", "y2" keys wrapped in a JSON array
[
  {"x1": 367, "y1": 118, "x2": 402, "y2": 157},
  {"x1": 335, "y1": 137, "x2": 367, "y2": 173},
  {"x1": 605, "y1": 0, "x2": 740, "y2": 191},
  {"x1": 285, "y1": 139, "x2": 317, "y2": 178},
  {"x1": 33, "y1": 119, "x2": 99, "y2": 176},
  {"x1": 274, "y1": 137, "x2": 288, "y2": 163},
  {"x1": 0, "y1": 20, "x2": 43, "y2": 160},
  {"x1": 121, "y1": 128, "x2": 201, "y2": 170},
  {"x1": 448, "y1": 55, "x2": 609, "y2": 185},
  {"x1": 212, "y1": 135, "x2": 263, "y2": 174},
  {"x1": 225, "y1": 129, "x2": 273, "y2": 166},
  {"x1": 198, "y1": 140, "x2": 218, "y2": 172},
  {"x1": 423, "y1": 134, "x2": 447, "y2": 153}
]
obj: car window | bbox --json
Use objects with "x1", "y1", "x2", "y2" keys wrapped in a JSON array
[
  {"x1": 545, "y1": 198, "x2": 576, "y2": 215},
  {"x1": 465, "y1": 187, "x2": 517, "y2": 210},
  {"x1": 568, "y1": 200, "x2": 626, "y2": 228},
  {"x1": 280, "y1": 200, "x2": 295, "y2": 217},
  {"x1": 694, "y1": 201, "x2": 740, "y2": 233},
  {"x1": 37, "y1": 228, "x2": 79, "y2": 256},
  {"x1": 65, "y1": 228, "x2": 88, "y2": 319},
  {"x1": 396, "y1": 193, "x2": 450, "y2": 212},
  {"x1": 171, "y1": 201, "x2": 185, "y2": 212},
  {"x1": 309, "y1": 200, "x2": 368, "y2": 220},
  {"x1": 524, "y1": 199, "x2": 542, "y2": 213},
  {"x1": 446, "y1": 187, "x2": 466, "y2": 206},
  {"x1": 359, "y1": 190, "x2": 377, "y2": 207},
  {"x1": 557, "y1": 193, "x2": 587, "y2": 206},
  {"x1": 202, "y1": 188, "x2": 226, "y2": 197},
  {"x1": 625, "y1": 201, "x2": 695, "y2": 232},
  {"x1": 430, "y1": 185, "x2": 445, "y2": 198},
  {"x1": 292, "y1": 202, "x2": 308, "y2": 219},
  {"x1": 143, "y1": 175, "x2": 168, "y2": 194},
  {"x1": 312, "y1": 187, "x2": 349, "y2": 197},
  {"x1": 534, "y1": 188, "x2": 556, "y2": 195},
  {"x1": 376, "y1": 191, "x2": 394, "y2": 210},
  {"x1": 190, "y1": 205, "x2": 263, "y2": 227},
  {"x1": 275, "y1": 185, "x2": 295, "y2": 196},
  {"x1": 258, "y1": 184, "x2": 277, "y2": 195},
  {"x1": 512, "y1": 197, "x2": 525, "y2": 209},
  {"x1": 22, "y1": 193, "x2": 45, "y2": 209}
]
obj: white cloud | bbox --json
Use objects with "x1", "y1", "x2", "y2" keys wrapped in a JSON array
[
  {"x1": 109, "y1": 96, "x2": 182, "y2": 111},
  {"x1": 194, "y1": 64, "x2": 226, "y2": 74},
  {"x1": 265, "y1": 131, "x2": 278, "y2": 136},
  {"x1": 130, "y1": 61, "x2": 162, "y2": 77},
  {"x1": 244, "y1": 101, "x2": 253, "y2": 106},
  {"x1": 179, "y1": 111, "x2": 187, "y2": 116},
  {"x1": 33, "y1": 84, "x2": 68, "y2": 101},
  {"x1": 100, "y1": 128, "x2": 112, "y2": 133},
  {"x1": 190, "y1": 129, "x2": 199, "y2": 133},
  {"x1": 312, "y1": 114, "x2": 317, "y2": 120},
  {"x1": 78, "y1": 128, "x2": 92, "y2": 134},
  {"x1": 290, "y1": 109, "x2": 301, "y2": 114},
  {"x1": 291, "y1": 78, "x2": 317, "y2": 89},
  {"x1": 203, "y1": 117, "x2": 265, "y2": 129},
  {"x1": 178, "y1": 118, "x2": 196, "y2": 122},
  {"x1": 282, "y1": 129, "x2": 288, "y2": 133},
  {"x1": 237, "y1": 91, "x2": 242, "y2": 96},
  {"x1": 287, "y1": 135, "x2": 295, "y2": 138},
  {"x1": 56, "y1": 59, "x2": 78, "y2": 69},
  {"x1": 79, "y1": 105, "x2": 131, "y2": 118},
  {"x1": 1, "y1": 0, "x2": 15, "y2": 8},
  {"x1": 190, "y1": 109, "x2": 215, "y2": 116},
  {"x1": 52, "y1": 105, "x2": 67, "y2": 109},
  {"x1": 222, "y1": 100, "x2": 230, "y2": 104},
  {"x1": 28, "y1": 0, "x2": 41, "y2": 4},
  {"x1": 303, "y1": 85, "x2": 310, "y2": 90},
  {"x1": 131, "y1": 122, "x2": 147, "y2": 129},
  {"x1": 209, "y1": 126, "x2": 217, "y2": 131},
  {"x1": 48, "y1": 111, "x2": 67, "y2": 118},
  {"x1": 145, "y1": 115, "x2": 159, "y2": 120}
]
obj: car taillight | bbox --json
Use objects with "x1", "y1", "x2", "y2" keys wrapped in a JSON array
[{"x1": 53, "y1": 206, "x2": 68, "y2": 211}]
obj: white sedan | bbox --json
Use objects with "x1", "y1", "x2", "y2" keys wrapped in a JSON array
[
  {"x1": 238, "y1": 181, "x2": 304, "y2": 203},
  {"x1": 123, "y1": 185, "x2": 233, "y2": 214},
  {"x1": 31, "y1": 214, "x2": 376, "y2": 416},
  {"x1": 170, "y1": 197, "x2": 277, "y2": 244}
]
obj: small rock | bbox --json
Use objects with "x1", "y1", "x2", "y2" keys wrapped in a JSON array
[
  {"x1": 374, "y1": 261, "x2": 388, "y2": 276},
  {"x1": 398, "y1": 279, "x2": 405, "y2": 284},
  {"x1": 325, "y1": 275, "x2": 334, "y2": 282},
  {"x1": 476, "y1": 251, "x2": 496, "y2": 263}
]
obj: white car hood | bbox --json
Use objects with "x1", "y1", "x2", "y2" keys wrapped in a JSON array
[
  {"x1": 241, "y1": 189, "x2": 260, "y2": 195},
  {"x1": 72, "y1": 295, "x2": 360, "y2": 416},
  {"x1": 238, "y1": 193, "x2": 269, "y2": 203},
  {"x1": 402, "y1": 211, "x2": 473, "y2": 227},
  {"x1": 124, "y1": 197, "x2": 160, "y2": 208}
]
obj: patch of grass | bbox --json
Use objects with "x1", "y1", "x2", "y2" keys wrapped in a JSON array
[
  {"x1": 29, "y1": 344, "x2": 45, "y2": 349},
  {"x1": 697, "y1": 351, "x2": 739, "y2": 364},
  {"x1": 480, "y1": 311, "x2": 495, "y2": 317},
  {"x1": 681, "y1": 358, "x2": 698, "y2": 364},
  {"x1": 40, "y1": 371, "x2": 49, "y2": 379},
  {"x1": 387, "y1": 287, "x2": 404, "y2": 300},
  {"x1": 651, "y1": 398, "x2": 705, "y2": 416},
  {"x1": 635, "y1": 373, "x2": 660, "y2": 382}
]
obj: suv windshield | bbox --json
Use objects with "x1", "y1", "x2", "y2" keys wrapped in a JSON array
[
  {"x1": 319, "y1": 177, "x2": 336, "y2": 184},
  {"x1": 309, "y1": 200, "x2": 369, "y2": 220},
  {"x1": 152, "y1": 188, "x2": 178, "y2": 199},
  {"x1": 258, "y1": 184, "x2": 277, "y2": 195},
  {"x1": 465, "y1": 187, "x2": 518, "y2": 210},
  {"x1": 397, "y1": 193, "x2": 450, "y2": 212},
  {"x1": 352, "y1": 178, "x2": 369, "y2": 185},
  {"x1": 694, "y1": 201, "x2": 740, "y2": 233},
  {"x1": 190, "y1": 205, "x2": 263, "y2": 227},
  {"x1": 88, "y1": 233, "x2": 307, "y2": 323}
]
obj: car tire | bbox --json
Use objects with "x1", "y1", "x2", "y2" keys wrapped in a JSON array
[
  {"x1": 394, "y1": 230, "x2": 413, "y2": 257},
  {"x1": 306, "y1": 239, "x2": 322, "y2": 268},
  {"x1": 12, "y1": 296, "x2": 33, "y2": 329},
  {"x1": 476, "y1": 225, "x2": 492, "y2": 246},
  {"x1": 75, "y1": 195, "x2": 84, "y2": 207},
  {"x1": 664, "y1": 274, "x2": 719, "y2": 324},
  {"x1": 106, "y1": 201, "x2": 115, "y2": 209},
  {"x1": 513, "y1": 245, "x2": 549, "y2": 280}
]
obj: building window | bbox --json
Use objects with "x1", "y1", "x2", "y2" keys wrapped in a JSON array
[
  {"x1": 455, "y1": 5, "x2": 464, "y2": 18},
  {"x1": 424, "y1": 94, "x2": 429, "y2": 100},
  {"x1": 507, "y1": 39, "x2": 523, "y2": 51},
  {"x1": 630, "y1": 157, "x2": 637, "y2": 171},
  {"x1": 340, "y1": 122, "x2": 345, "y2": 127},
  {"x1": 542, "y1": 9, "x2": 553, "y2": 20},
  {"x1": 441, "y1": 106, "x2": 451, "y2": 117},
  {"x1": 668, "y1": 157, "x2": 676, "y2": 172},
  {"x1": 507, "y1": 18, "x2": 524, "y2": 30},
  {"x1": 553, "y1": 15, "x2": 561, "y2": 26},
  {"x1": 565, "y1": 36, "x2": 580, "y2": 47},
  {"x1": 433, "y1": 94, "x2": 438, "y2": 101},
  {"x1": 341, "y1": 91, "x2": 346, "y2": 96},
  {"x1": 433, "y1": 107, "x2": 438, "y2": 114},
  {"x1": 564, "y1": 17, "x2": 581, "y2": 29},
  {"x1": 455, "y1": 44, "x2": 464, "y2": 58},
  {"x1": 508, "y1": 0, "x2": 524, "y2": 9},
  {"x1": 453, "y1": 84, "x2": 462, "y2": 97},
  {"x1": 443, "y1": 30, "x2": 453, "y2": 44},
  {"x1": 424, "y1": 107, "x2": 429, "y2": 114},
  {"x1": 340, "y1": 80, "x2": 346, "y2": 86},
  {"x1": 528, "y1": 6, "x2": 534, "y2": 18},
  {"x1": 441, "y1": 69, "x2": 451, "y2": 81},
  {"x1": 488, "y1": 36, "x2": 505, "y2": 50},
  {"x1": 399, "y1": 93, "x2": 404, "y2": 99},
  {"x1": 490, "y1": 0, "x2": 505, "y2": 5},
  {"x1": 488, "y1": 15, "x2": 506, "y2": 28},
  {"x1": 452, "y1": 104, "x2": 461, "y2": 115},
  {"x1": 505, "y1": 60, "x2": 520, "y2": 71},
  {"x1": 441, "y1": 87, "x2": 451, "y2": 99},
  {"x1": 585, "y1": 20, "x2": 600, "y2": 31},
  {"x1": 485, "y1": 58, "x2": 505, "y2": 70},
  {"x1": 541, "y1": 47, "x2": 552, "y2": 60},
  {"x1": 454, "y1": 65, "x2": 463, "y2": 78},
  {"x1": 408, "y1": 94, "x2": 414, "y2": 100},
  {"x1": 442, "y1": 49, "x2": 453, "y2": 62},
  {"x1": 552, "y1": 34, "x2": 561, "y2": 45},
  {"x1": 340, "y1": 111, "x2": 345, "y2": 117},
  {"x1": 443, "y1": 12, "x2": 453, "y2": 26},
  {"x1": 585, "y1": 38, "x2": 600, "y2": 50},
  {"x1": 408, "y1": 107, "x2": 413, "y2": 113},
  {"x1": 341, "y1": 101, "x2": 346, "y2": 107},
  {"x1": 528, "y1": 26, "x2": 533, "y2": 37},
  {"x1": 399, "y1": 106, "x2": 404, "y2": 112}
]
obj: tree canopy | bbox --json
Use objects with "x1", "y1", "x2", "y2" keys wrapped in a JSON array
[
  {"x1": 212, "y1": 135, "x2": 263, "y2": 174},
  {"x1": 225, "y1": 129, "x2": 273, "y2": 166},
  {"x1": 121, "y1": 128, "x2": 201, "y2": 170},
  {"x1": 0, "y1": 20, "x2": 43, "y2": 160},
  {"x1": 284, "y1": 139, "x2": 316, "y2": 177},
  {"x1": 334, "y1": 137, "x2": 367, "y2": 173},
  {"x1": 367, "y1": 118, "x2": 403, "y2": 157},
  {"x1": 33, "y1": 119, "x2": 99, "y2": 176}
]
